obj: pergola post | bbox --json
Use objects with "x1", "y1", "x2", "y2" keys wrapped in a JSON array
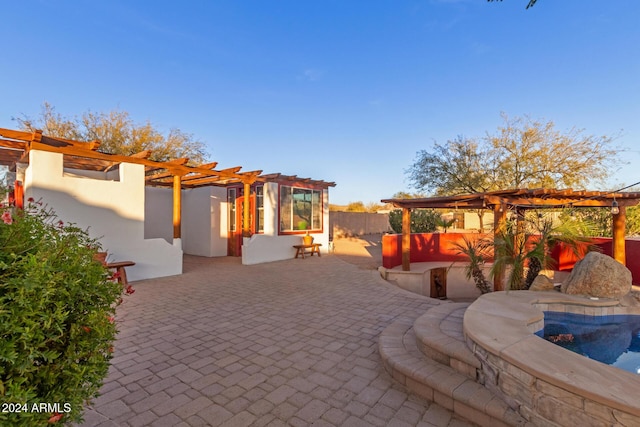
[
  {"x1": 172, "y1": 174, "x2": 182, "y2": 247},
  {"x1": 243, "y1": 181, "x2": 251, "y2": 238},
  {"x1": 493, "y1": 203, "x2": 506, "y2": 291},
  {"x1": 402, "y1": 207, "x2": 411, "y2": 271},
  {"x1": 612, "y1": 205, "x2": 626, "y2": 265}
]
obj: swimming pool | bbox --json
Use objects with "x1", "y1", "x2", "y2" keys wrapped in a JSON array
[{"x1": 536, "y1": 311, "x2": 640, "y2": 374}]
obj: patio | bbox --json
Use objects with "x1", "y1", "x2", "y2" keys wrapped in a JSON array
[{"x1": 77, "y1": 251, "x2": 473, "y2": 427}]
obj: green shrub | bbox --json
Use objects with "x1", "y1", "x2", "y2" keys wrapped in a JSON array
[
  {"x1": 0, "y1": 198, "x2": 124, "y2": 426},
  {"x1": 388, "y1": 208, "x2": 439, "y2": 233}
]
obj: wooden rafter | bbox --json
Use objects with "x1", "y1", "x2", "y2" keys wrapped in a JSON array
[
  {"x1": 383, "y1": 188, "x2": 640, "y2": 210},
  {"x1": 2, "y1": 127, "x2": 338, "y2": 191},
  {"x1": 0, "y1": 128, "x2": 42, "y2": 142},
  {"x1": 145, "y1": 161, "x2": 220, "y2": 182},
  {"x1": 256, "y1": 173, "x2": 336, "y2": 188},
  {"x1": 0, "y1": 138, "x2": 27, "y2": 150}
]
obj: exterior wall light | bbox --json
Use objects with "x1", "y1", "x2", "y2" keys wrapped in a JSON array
[{"x1": 611, "y1": 198, "x2": 620, "y2": 215}]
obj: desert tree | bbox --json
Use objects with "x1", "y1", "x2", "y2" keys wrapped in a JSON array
[
  {"x1": 15, "y1": 102, "x2": 208, "y2": 165},
  {"x1": 406, "y1": 136, "x2": 498, "y2": 231},
  {"x1": 408, "y1": 114, "x2": 622, "y2": 196},
  {"x1": 488, "y1": 114, "x2": 620, "y2": 190}
]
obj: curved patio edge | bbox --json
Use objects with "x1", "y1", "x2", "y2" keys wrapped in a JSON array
[{"x1": 464, "y1": 291, "x2": 640, "y2": 426}]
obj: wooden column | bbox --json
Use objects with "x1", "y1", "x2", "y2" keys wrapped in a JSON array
[
  {"x1": 173, "y1": 174, "x2": 182, "y2": 239},
  {"x1": 612, "y1": 205, "x2": 626, "y2": 265},
  {"x1": 243, "y1": 181, "x2": 251, "y2": 237},
  {"x1": 402, "y1": 207, "x2": 411, "y2": 271},
  {"x1": 493, "y1": 203, "x2": 507, "y2": 291}
]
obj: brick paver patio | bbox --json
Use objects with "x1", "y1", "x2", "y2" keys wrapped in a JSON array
[{"x1": 78, "y1": 254, "x2": 473, "y2": 427}]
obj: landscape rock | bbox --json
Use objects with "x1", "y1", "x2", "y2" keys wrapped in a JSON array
[
  {"x1": 529, "y1": 274, "x2": 556, "y2": 292},
  {"x1": 561, "y1": 252, "x2": 632, "y2": 299}
]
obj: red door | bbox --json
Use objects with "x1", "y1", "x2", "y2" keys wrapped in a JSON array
[{"x1": 228, "y1": 189, "x2": 254, "y2": 256}]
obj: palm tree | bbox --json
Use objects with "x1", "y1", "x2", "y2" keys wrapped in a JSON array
[
  {"x1": 436, "y1": 216, "x2": 456, "y2": 233},
  {"x1": 452, "y1": 235, "x2": 493, "y2": 294},
  {"x1": 493, "y1": 214, "x2": 597, "y2": 290},
  {"x1": 492, "y1": 219, "x2": 530, "y2": 290}
]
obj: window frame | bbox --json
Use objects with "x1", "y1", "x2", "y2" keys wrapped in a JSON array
[
  {"x1": 278, "y1": 184, "x2": 324, "y2": 235},
  {"x1": 255, "y1": 185, "x2": 264, "y2": 234}
]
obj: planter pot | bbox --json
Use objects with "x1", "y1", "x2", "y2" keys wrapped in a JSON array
[{"x1": 303, "y1": 234, "x2": 314, "y2": 245}]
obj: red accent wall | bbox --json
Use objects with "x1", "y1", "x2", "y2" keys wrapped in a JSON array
[
  {"x1": 382, "y1": 233, "x2": 640, "y2": 285},
  {"x1": 382, "y1": 233, "x2": 489, "y2": 267}
]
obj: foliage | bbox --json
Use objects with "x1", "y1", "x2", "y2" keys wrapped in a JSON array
[
  {"x1": 492, "y1": 214, "x2": 596, "y2": 290},
  {"x1": 365, "y1": 202, "x2": 385, "y2": 213},
  {"x1": 346, "y1": 201, "x2": 367, "y2": 212},
  {"x1": 389, "y1": 209, "x2": 439, "y2": 233},
  {"x1": 407, "y1": 114, "x2": 622, "y2": 195},
  {"x1": 560, "y1": 205, "x2": 640, "y2": 237},
  {"x1": 407, "y1": 136, "x2": 496, "y2": 196},
  {"x1": 391, "y1": 191, "x2": 426, "y2": 199},
  {"x1": 0, "y1": 197, "x2": 124, "y2": 426},
  {"x1": 452, "y1": 236, "x2": 493, "y2": 294},
  {"x1": 15, "y1": 102, "x2": 208, "y2": 165},
  {"x1": 435, "y1": 216, "x2": 456, "y2": 233}
]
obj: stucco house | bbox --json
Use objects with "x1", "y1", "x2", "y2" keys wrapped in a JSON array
[{"x1": 0, "y1": 128, "x2": 335, "y2": 281}]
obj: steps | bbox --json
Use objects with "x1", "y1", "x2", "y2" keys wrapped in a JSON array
[{"x1": 379, "y1": 303, "x2": 528, "y2": 427}]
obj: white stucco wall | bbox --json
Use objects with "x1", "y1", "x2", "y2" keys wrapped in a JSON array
[
  {"x1": 144, "y1": 187, "x2": 174, "y2": 243},
  {"x1": 24, "y1": 150, "x2": 182, "y2": 281},
  {"x1": 242, "y1": 186, "x2": 331, "y2": 265},
  {"x1": 183, "y1": 186, "x2": 228, "y2": 257},
  {"x1": 145, "y1": 186, "x2": 229, "y2": 257}
]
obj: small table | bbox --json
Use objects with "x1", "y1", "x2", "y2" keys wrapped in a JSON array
[{"x1": 293, "y1": 243, "x2": 322, "y2": 259}]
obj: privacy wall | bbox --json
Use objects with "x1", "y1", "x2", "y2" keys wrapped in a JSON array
[{"x1": 24, "y1": 149, "x2": 182, "y2": 281}]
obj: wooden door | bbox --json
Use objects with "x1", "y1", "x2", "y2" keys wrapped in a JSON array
[
  {"x1": 227, "y1": 189, "x2": 254, "y2": 256},
  {"x1": 430, "y1": 268, "x2": 447, "y2": 299}
]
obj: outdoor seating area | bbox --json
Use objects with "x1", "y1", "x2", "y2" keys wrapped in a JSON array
[{"x1": 293, "y1": 243, "x2": 322, "y2": 259}]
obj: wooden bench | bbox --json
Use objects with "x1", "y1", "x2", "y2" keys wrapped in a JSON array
[
  {"x1": 94, "y1": 252, "x2": 135, "y2": 287},
  {"x1": 293, "y1": 243, "x2": 322, "y2": 259},
  {"x1": 105, "y1": 260, "x2": 136, "y2": 287}
]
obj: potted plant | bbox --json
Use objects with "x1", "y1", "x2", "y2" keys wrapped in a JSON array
[{"x1": 303, "y1": 227, "x2": 314, "y2": 245}]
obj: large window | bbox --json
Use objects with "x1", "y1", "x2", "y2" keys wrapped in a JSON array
[{"x1": 280, "y1": 186, "x2": 322, "y2": 232}]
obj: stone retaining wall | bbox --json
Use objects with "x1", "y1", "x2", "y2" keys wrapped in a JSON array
[{"x1": 464, "y1": 292, "x2": 640, "y2": 427}]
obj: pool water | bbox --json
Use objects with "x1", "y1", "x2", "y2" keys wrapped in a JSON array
[{"x1": 536, "y1": 311, "x2": 640, "y2": 375}]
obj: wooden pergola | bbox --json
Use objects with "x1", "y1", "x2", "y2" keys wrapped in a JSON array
[
  {"x1": 0, "y1": 128, "x2": 263, "y2": 242},
  {"x1": 382, "y1": 188, "x2": 640, "y2": 290}
]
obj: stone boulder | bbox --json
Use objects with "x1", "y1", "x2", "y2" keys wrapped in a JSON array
[
  {"x1": 529, "y1": 274, "x2": 556, "y2": 292},
  {"x1": 561, "y1": 252, "x2": 632, "y2": 299}
]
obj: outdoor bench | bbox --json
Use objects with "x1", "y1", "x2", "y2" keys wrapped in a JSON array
[
  {"x1": 94, "y1": 252, "x2": 135, "y2": 286},
  {"x1": 293, "y1": 243, "x2": 322, "y2": 259}
]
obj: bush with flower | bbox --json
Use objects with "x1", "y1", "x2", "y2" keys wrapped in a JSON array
[{"x1": 0, "y1": 194, "x2": 125, "y2": 426}]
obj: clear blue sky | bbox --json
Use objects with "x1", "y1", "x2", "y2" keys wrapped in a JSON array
[{"x1": 2, "y1": 0, "x2": 639, "y2": 205}]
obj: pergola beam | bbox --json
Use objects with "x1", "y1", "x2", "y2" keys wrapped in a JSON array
[
  {"x1": 613, "y1": 206, "x2": 626, "y2": 264},
  {"x1": 173, "y1": 175, "x2": 182, "y2": 241},
  {"x1": 402, "y1": 208, "x2": 411, "y2": 271},
  {"x1": 383, "y1": 187, "x2": 640, "y2": 283}
]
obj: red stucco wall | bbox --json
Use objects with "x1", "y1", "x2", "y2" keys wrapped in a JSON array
[{"x1": 382, "y1": 233, "x2": 640, "y2": 284}]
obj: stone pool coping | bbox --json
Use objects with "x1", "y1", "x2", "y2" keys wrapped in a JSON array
[{"x1": 464, "y1": 291, "x2": 640, "y2": 426}]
